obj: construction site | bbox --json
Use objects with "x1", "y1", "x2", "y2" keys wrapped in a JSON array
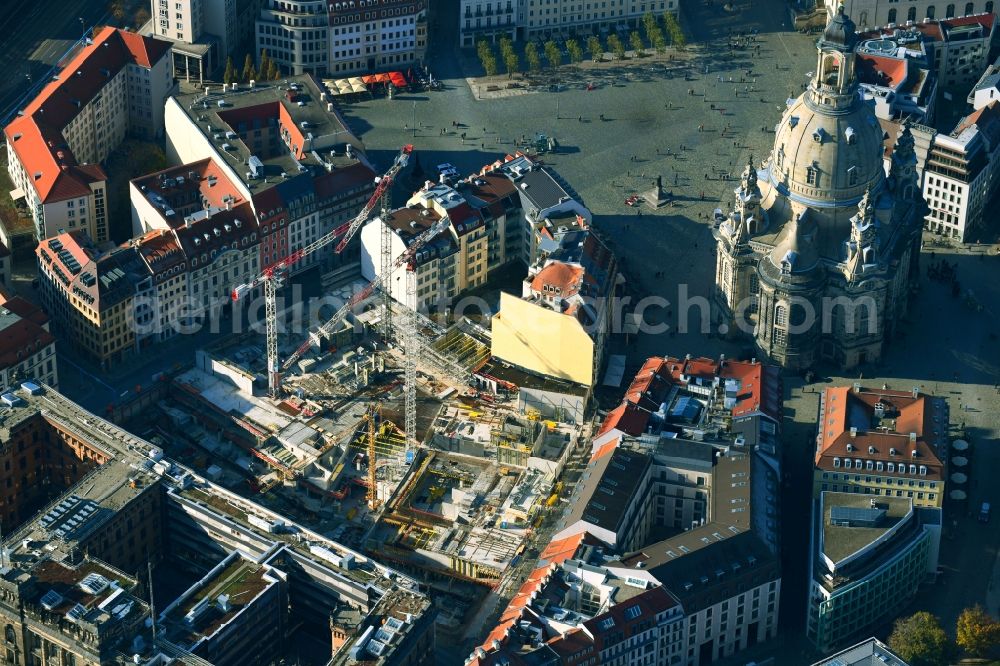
[{"x1": 124, "y1": 146, "x2": 584, "y2": 640}]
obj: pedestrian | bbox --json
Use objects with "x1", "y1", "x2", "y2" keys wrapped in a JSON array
[{"x1": 481, "y1": 143, "x2": 484, "y2": 149}]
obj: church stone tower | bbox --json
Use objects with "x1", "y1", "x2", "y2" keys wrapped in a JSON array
[{"x1": 712, "y1": 6, "x2": 923, "y2": 371}]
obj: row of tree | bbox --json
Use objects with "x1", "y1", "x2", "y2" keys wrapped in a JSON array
[
  {"x1": 888, "y1": 607, "x2": 1000, "y2": 665},
  {"x1": 224, "y1": 50, "x2": 281, "y2": 85},
  {"x1": 475, "y1": 11, "x2": 686, "y2": 76}
]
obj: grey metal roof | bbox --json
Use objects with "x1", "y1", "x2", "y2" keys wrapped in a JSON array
[{"x1": 811, "y1": 637, "x2": 911, "y2": 665}]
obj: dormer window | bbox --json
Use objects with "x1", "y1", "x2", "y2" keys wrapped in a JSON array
[
  {"x1": 845, "y1": 127, "x2": 857, "y2": 145},
  {"x1": 812, "y1": 128, "x2": 825, "y2": 143},
  {"x1": 848, "y1": 165, "x2": 858, "y2": 186}
]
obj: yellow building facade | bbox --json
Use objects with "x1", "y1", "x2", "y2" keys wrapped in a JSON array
[{"x1": 490, "y1": 292, "x2": 595, "y2": 386}]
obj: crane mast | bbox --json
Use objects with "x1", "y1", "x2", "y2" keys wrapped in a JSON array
[
  {"x1": 230, "y1": 145, "x2": 413, "y2": 397},
  {"x1": 281, "y1": 217, "x2": 451, "y2": 372}
]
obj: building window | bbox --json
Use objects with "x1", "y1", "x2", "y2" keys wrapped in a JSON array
[
  {"x1": 946, "y1": 3, "x2": 955, "y2": 15},
  {"x1": 888, "y1": 8, "x2": 897, "y2": 22},
  {"x1": 965, "y1": 1, "x2": 974, "y2": 13},
  {"x1": 907, "y1": 6, "x2": 917, "y2": 20},
  {"x1": 774, "y1": 305, "x2": 787, "y2": 326},
  {"x1": 926, "y1": 4, "x2": 935, "y2": 17}
]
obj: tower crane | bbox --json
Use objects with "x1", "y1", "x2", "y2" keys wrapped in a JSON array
[
  {"x1": 230, "y1": 145, "x2": 413, "y2": 397},
  {"x1": 281, "y1": 217, "x2": 451, "y2": 374}
]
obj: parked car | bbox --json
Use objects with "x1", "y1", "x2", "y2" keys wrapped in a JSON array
[
  {"x1": 980, "y1": 502, "x2": 991, "y2": 523},
  {"x1": 437, "y1": 163, "x2": 459, "y2": 180}
]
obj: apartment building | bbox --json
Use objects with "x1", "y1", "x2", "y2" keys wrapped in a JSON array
[
  {"x1": 922, "y1": 101, "x2": 1000, "y2": 241},
  {"x1": 491, "y1": 154, "x2": 592, "y2": 266},
  {"x1": 36, "y1": 232, "x2": 154, "y2": 369},
  {"x1": 359, "y1": 177, "x2": 518, "y2": 313},
  {"x1": 828, "y1": 0, "x2": 995, "y2": 32},
  {"x1": 469, "y1": 549, "x2": 686, "y2": 666},
  {"x1": 491, "y1": 227, "x2": 616, "y2": 389},
  {"x1": 478, "y1": 354, "x2": 785, "y2": 666},
  {"x1": 0, "y1": 382, "x2": 435, "y2": 666},
  {"x1": 807, "y1": 492, "x2": 941, "y2": 652},
  {"x1": 460, "y1": 0, "x2": 517, "y2": 47},
  {"x1": 521, "y1": 0, "x2": 678, "y2": 43},
  {"x1": 4, "y1": 28, "x2": 174, "y2": 242},
  {"x1": 858, "y1": 15, "x2": 995, "y2": 92},
  {"x1": 0, "y1": 299, "x2": 57, "y2": 393},
  {"x1": 856, "y1": 41, "x2": 937, "y2": 122},
  {"x1": 814, "y1": 384, "x2": 949, "y2": 508},
  {"x1": 165, "y1": 76, "x2": 376, "y2": 276},
  {"x1": 255, "y1": 0, "x2": 427, "y2": 77}
]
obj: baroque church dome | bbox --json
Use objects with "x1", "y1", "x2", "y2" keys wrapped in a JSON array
[
  {"x1": 768, "y1": 95, "x2": 885, "y2": 203},
  {"x1": 756, "y1": 4, "x2": 890, "y2": 261}
]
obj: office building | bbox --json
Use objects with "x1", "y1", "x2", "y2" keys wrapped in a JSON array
[
  {"x1": 814, "y1": 384, "x2": 949, "y2": 508},
  {"x1": 807, "y1": 492, "x2": 941, "y2": 652},
  {"x1": 4, "y1": 28, "x2": 175, "y2": 242},
  {"x1": 255, "y1": 0, "x2": 428, "y2": 77},
  {"x1": 460, "y1": 0, "x2": 680, "y2": 46},
  {"x1": 812, "y1": 637, "x2": 912, "y2": 665},
  {"x1": 165, "y1": 75, "x2": 377, "y2": 278},
  {"x1": 0, "y1": 382, "x2": 435, "y2": 665},
  {"x1": 923, "y1": 101, "x2": 1000, "y2": 241}
]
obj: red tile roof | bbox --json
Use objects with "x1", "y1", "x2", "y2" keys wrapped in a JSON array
[
  {"x1": 119, "y1": 30, "x2": 173, "y2": 68},
  {"x1": 815, "y1": 385, "x2": 946, "y2": 479},
  {"x1": 3, "y1": 27, "x2": 170, "y2": 204},
  {"x1": 132, "y1": 158, "x2": 246, "y2": 222},
  {"x1": 857, "y1": 54, "x2": 908, "y2": 89},
  {"x1": 0, "y1": 309, "x2": 55, "y2": 370},
  {"x1": 530, "y1": 262, "x2": 584, "y2": 297},
  {"x1": 0, "y1": 296, "x2": 49, "y2": 328},
  {"x1": 596, "y1": 355, "x2": 781, "y2": 440},
  {"x1": 538, "y1": 532, "x2": 601, "y2": 565}
]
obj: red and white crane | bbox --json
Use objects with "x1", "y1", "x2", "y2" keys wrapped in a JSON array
[{"x1": 230, "y1": 145, "x2": 413, "y2": 397}]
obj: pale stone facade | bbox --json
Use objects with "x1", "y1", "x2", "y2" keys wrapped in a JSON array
[{"x1": 713, "y1": 9, "x2": 925, "y2": 371}]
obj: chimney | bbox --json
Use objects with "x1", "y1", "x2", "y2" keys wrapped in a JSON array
[
  {"x1": 853, "y1": 382, "x2": 861, "y2": 393},
  {"x1": 327, "y1": 102, "x2": 334, "y2": 112},
  {"x1": 909, "y1": 432, "x2": 917, "y2": 443},
  {"x1": 850, "y1": 427, "x2": 857, "y2": 438},
  {"x1": 204, "y1": 86, "x2": 210, "y2": 97},
  {"x1": 226, "y1": 200, "x2": 232, "y2": 211},
  {"x1": 250, "y1": 79, "x2": 256, "y2": 88},
  {"x1": 911, "y1": 386, "x2": 919, "y2": 398}
]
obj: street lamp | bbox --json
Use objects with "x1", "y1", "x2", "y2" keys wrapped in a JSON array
[{"x1": 79, "y1": 17, "x2": 86, "y2": 40}]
